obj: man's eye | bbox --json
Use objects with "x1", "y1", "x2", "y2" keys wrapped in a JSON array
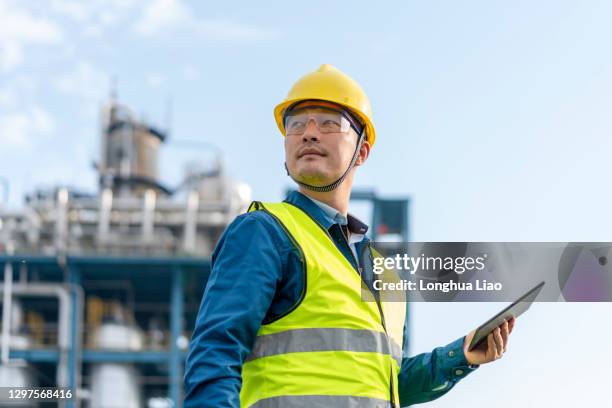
[
  {"x1": 289, "y1": 121, "x2": 305, "y2": 129},
  {"x1": 322, "y1": 120, "x2": 341, "y2": 128}
]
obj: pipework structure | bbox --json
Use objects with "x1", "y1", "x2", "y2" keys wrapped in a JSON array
[{"x1": 0, "y1": 96, "x2": 250, "y2": 408}]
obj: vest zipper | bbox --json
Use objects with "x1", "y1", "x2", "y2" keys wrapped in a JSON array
[{"x1": 283, "y1": 202, "x2": 397, "y2": 407}]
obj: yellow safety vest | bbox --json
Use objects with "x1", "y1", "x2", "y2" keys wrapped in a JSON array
[{"x1": 240, "y1": 201, "x2": 406, "y2": 408}]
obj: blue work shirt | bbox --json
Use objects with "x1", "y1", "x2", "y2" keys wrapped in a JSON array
[{"x1": 184, "y1": 190, "x2": 478, "y2": 407}]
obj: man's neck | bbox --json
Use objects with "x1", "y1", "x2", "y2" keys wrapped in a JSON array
[{"x1": 298, "y1": 186, "x2": 350, "y2": 216}]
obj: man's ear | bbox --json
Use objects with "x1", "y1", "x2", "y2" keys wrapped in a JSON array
[{"x1": 355, "y1": 139, "x2": 371, "y2": 167}]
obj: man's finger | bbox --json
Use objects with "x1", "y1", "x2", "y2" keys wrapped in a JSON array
[
  {"x1": 500, "y1": 321, "x2": 509, "y2": 352},
  {"x1": 493, "y1": 327, "x2": 504, "y2": 357},
  {"x1": 508, "y1": 317, "x2": 516, "y2": 334},
  {"x1": 487, "y1": 332, "x2": 495, "y2": 358}
]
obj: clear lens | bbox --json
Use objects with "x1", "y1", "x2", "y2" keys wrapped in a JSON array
[{"x1": 284, "y1": 107, "x2": 351, "y2": 136}]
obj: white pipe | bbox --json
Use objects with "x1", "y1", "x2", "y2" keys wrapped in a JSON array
[
  {"x1": 98, "y1": 188, "x2": 113, "y2": 243},
  {"x1": 142, "y1": 189, "x2": 156, "y2": 241},
  {"x1": 55, "y1": 188, "x2": 69, "y2": 252},
  {"x1": 0, "y1": 282, "x2": 72, "y2": 386},
  {"x1": 183, "y1": 190, "x2": 199, "y2": 253},
  {"x1": 1, "y1": 246, "x2": 14, "y2": 363}
]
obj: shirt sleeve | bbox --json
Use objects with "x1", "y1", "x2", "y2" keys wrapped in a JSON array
[
  {"x1": 398, "y1": 336, "x2": 479, "y2": 406},
  {"x1": 183, "y1": 212, "x2": 288, "y2": 408}
]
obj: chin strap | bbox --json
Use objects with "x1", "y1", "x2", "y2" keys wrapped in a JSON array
[{"x1": 285, "y1": 130, "x2": 365, "y2": 193}]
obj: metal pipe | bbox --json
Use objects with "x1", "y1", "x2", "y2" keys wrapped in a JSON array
[
  {"x1": 1, "y1": 244, "x2": 15, "y2": 363},
  {"x1": 0, "y1": 282, "x2": 72, "y2": 386},
  {"x1": 97, "y1": 188, "x2": 113, "y2": 244},
  {"x1": 55, "y1": 188, "x2": 69, "y2": 252},
  {"x1": 183, "y1": 190, "x2": 199, "y2": 253},
  {"x1": 67, "y1": 282, "x2": 84, "y2": 408},
  {"x1": 169, "y1": 265, "x2": 184, "y2": 407},
  {"x1": 142, "y1": 189, "x2": 156, "y2": 241}
]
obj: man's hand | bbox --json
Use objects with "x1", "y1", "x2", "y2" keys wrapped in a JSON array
[{"x1": 463, "y1": 317, "x2": 516, "y2": 365}]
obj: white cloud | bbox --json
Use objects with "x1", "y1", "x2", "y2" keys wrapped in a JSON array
[
  {"x1": 0, "y1": 113, "x2": 30, "y2": 147},
  {"x1": 0, "y1": 3, "x2": 63, "y2": 42},
  {"x1": 49, "y1": 0, "x2": 139, "y2": 40},
  {"x1": 132, "y1": 0, "x2": 277, "y2": 42},
  {"x1": 0, "y1": 106, "x2": 55, "y2": 149},
  {"x1": 0, "y1": 74, "x2": 40, "y2": 117},
  {"x1": 30, "y1": 106, "x2": 55, "y2": 133},
  {"x1": 0, "y1": 2, "x2": 64, "y2": 72},
  {"x1": 194, "y1": 19, "x2": 277, "y2": 42},
  {"x1": 99, "y1": 9, "x2": 119, "y2": 26},
  {"x1": 12, "y1": 74, "x2": 39, "y2": 95},
  {"x1": 0, "y1": 89, "x2": 16, "y2": 108},
  {"x1": 50, "y1": 0, "x2": 138, "y2": 26},
  {"x1": 56, "y1": 61, "x2": 109, "y2": 101},
  {"x1": 182, "y1": 64, "x2": 200, "y2": 81},
  {"x1": 132, "y1": 0, "x2": 190, "y2": 36},
  {"x1": 82, "y1": 25, "x2": 104, "y2": 39},
  {"x1": 146, "y1": 73, "x2": 167, "y2": 88},
  {"x1": 49, "y1": 0, "x2": 89, "y2": 23},
  {"x1": 0, "y1": 42, "x2": 22, "y2": 72}
]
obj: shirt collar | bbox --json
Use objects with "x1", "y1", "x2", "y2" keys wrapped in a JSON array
[
  {"x1": 284, "y1": 190, "x2": 369, "y2": 235},
  {"x1": 308, "y1": 196, "x2": 348, "y2": 226}
]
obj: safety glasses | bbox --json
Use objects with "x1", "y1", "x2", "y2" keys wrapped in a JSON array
[{"x1": 283, "y1": 106, "x2": 363, "y2": 136}]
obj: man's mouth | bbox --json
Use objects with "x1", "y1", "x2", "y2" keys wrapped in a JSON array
[{"x1": 298, "y1": 149, "x2": 326, "y2": 158}]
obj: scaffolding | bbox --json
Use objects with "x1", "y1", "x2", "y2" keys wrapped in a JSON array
[{"x1": 0, "y1": 254, "x2": 208, "y2": 407}]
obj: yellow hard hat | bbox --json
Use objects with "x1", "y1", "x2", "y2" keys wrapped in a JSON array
[{"x1": 274, "y1": 64, "x2": 376, "y2": 147}]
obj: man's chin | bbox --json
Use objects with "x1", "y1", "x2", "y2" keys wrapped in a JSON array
[{"x1": 293, "y1": 170, "x2": 332, "y2": 186}]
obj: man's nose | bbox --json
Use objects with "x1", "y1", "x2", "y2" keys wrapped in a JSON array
[{"x1": 302, "y1": 118, "x2": 321, "y2": 142}]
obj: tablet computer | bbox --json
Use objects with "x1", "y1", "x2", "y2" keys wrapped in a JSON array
[{"x1": 467, "y1": 281, "x2": 545, "y2": 352}]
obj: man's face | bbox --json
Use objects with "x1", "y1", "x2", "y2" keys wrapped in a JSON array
[{"x1": 284, "y1": 101, "x2": 367, "y2": 186}]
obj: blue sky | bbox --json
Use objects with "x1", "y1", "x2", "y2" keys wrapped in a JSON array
[{"x1": 2, "y1": 1, "x2": 611, "y2": 405}]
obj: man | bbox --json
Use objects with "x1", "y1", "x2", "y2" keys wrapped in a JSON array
[{"x1": 184, "y1": 64, "x2": 515, "y2": 407}]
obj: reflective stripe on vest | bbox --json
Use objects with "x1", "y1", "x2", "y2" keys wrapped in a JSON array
[
  {"x1": 251, "y1": 395, "x2": 392, "y2": 408},
  {"x1": 240, "y1": 201, "x2": 406, "y2": 408},
  {"x1": 245, "y1": 327, "x2": 402, "y2": 367}
]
